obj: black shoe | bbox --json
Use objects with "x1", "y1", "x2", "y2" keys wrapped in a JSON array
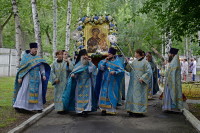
[
  {"x1": 128, "y1": 112, "x2": 134, "y2": 117},
  {"x1": 82, "y1": 111, "x2": 88, "y2": 117},
  {"x1": 101, "y1": 110, "x2": 106, "y2": 116},
  {"x1": 57, "y1": 111, "x2": 66, "y2": 114},
  {"x1": 133, "y1": 113, "x2": 145, "y2": 117},
  {"x1": 77, "y1": 113, "x2": 82, "y2": 116},
  {"x1": 14, "y1": 108, "x2": 21, "y2": 112},
  {"x1": 37, "y1": 110, "x2": 43, "y2": 113}
]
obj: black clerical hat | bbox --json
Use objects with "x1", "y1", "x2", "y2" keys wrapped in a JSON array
[
  {"x1": 79, "y1": 49, "x2": 87, "y2": 56},
  {"x1": 169, "y1": 48, "x2": 179, "y2": 55},
  {"x1": 108, "y1": 47, "x2": 117, "y2": 55},
  {"x1": 29, "y1": 42, "x2": 38, "y2": 48}
]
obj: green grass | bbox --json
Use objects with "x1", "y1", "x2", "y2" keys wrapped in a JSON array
[
  {"x1": 0, "y1": 77, "x2": 54, "y2": 129},
  {"x1": 182, "y1": 83, "x2": 200, "y2": 99},
  {"x1": 0, "y1": 77, "x2": 15, "y2": 106},
  {"x1": 197, "y1": 71, "x2": 200, "y2": 75}
]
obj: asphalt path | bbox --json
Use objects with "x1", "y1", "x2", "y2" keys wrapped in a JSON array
[{"x1": 23, "y1": 75, "x2": 198, "y2": 133}]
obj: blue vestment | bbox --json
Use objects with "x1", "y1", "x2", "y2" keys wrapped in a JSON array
[
  {"x1": 50, "y1": 60, "x2": 73, "y2": 111},
  {"x1": 125, "y1": 58, "x2": 152, "y2": 113},
  {"x1": 62, "y1": 61, "x2": 97, "y2": 113},
  {"x1": 98, "y1": 58, "x2": 123, "y2": 114},
  {"x1": 162, "y1": 55, "x2": 183, "y2": 111},
  {"x1": 13, "y1": 53, "x2": 50, "y2": 105},
  {"x1": 149, "y1": 60, "x2": 159, "y2": 96}
]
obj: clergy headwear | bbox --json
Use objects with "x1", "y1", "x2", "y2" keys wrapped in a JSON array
[
  {"x1": 79, "y1": 49, "x2": 87, "y2": 56},
  {"x1": 75, "y1": 49, "x2": 87, "y2": 65},
  {"x1": 108, "y1": 47, "x2": 117, "y2": 55},
  {"x1": 169, "y1": 48, "x2": 179, "y2": 55},
  {"x1": 29, "y1": 43, "x2": 38, "y2": 48}
]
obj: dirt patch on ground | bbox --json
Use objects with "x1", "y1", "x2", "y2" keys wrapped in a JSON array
[{"x1": 188, "y1": 103, "x2": 200, "y2": 121}]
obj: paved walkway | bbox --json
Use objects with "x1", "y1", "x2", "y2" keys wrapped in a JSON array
[
  {"x1": 23, "y1": 96, "x2": 197, "y2": 133},
  {"x1": 22, "y1": 75, "x2": 198, "y2": 133}
]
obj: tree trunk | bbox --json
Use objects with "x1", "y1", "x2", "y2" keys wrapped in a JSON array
[
  {"x1": 0, "y1": 26, "x2": 3, "y2": 48},
  {"x1": 53, "y1": 0, "x2": 57, "y2": 59},
  {"x1": 198, "y1": 31, "x2": 200, "y2": 46},
  {"x1": 165, "y1": 32, "x2": 172, "y2": 58},
  {"x1": 31, "y1": 0, "x2": 43, "y2": 57},
  {"x1": 185, "y1": 37, "x2": 188, "y2": 59},
  {"x1": 12, "y1": 0, "x2": 22, "y2": 68},
  {"x1": 151, "y1": 47, "x2": 165, "y2": 62},
  {"x1": 161, "y1": 34, "x2": 164, "y2": 57},
  {"x1": 65, "y1": 0, "x2": 72, "y2": 51},
  {"x1": 86, "y1": 2, "x2": 90, "y2": 16}
]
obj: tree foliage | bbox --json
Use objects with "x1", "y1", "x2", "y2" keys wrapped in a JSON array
[
  {"x1": 139, "y1": 0, "x2": 200, "y2": 41},
  {"x1": 0, "y1": 0, "x2": 199, "y2": 60}
]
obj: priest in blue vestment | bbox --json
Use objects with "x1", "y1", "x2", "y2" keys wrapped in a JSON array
[
  {"x1": 62, "y1": 49, "x2": 97, "y2": 116},
  {"x1": 125, "y1": 49, "x2": 152, "y2": 117},
  {"x1": 13, "y1": 43, "x2": 50, "y2": 113},
  {"x1": 162, "y1": 48, "x2": 183, "y2": 112},
  {"x1": 50, "y1": 50, "x2": 74, "y2": 114},
  {"x1": 146, "y1": 52, "x2": 159, "y2": 99},
  {"x1": 98, "y1": 47, "x2": 123, "y2": 115}
]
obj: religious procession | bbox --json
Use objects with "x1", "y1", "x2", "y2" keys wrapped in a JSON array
[
  {"x1": 1, "y1": 0, "x2": 200, "y2": 133},
  {"x1": 13, "y1": 41, "x2": 184, "y2": 117}
]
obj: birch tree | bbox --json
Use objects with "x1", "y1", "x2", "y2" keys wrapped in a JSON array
[
  {"x1": 31, "y1": 0, "x2": 43, "y2": 57},
  {"x1": 198, "y1": 31, "x2": 200, "y2": 46},
  {"x1": 53, "y1": 0, "x2": 57, "y2": 59},
  {"x1": 165, "y1": 32, "x2": 172, "y2": 58},
  {"x1": 65, "y1": 0, "x2": 72, "y2": 51},
  {"x1": 12, "y1": 0, "x2": 22, "y2": 68}
]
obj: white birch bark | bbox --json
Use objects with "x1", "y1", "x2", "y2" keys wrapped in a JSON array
[
  {"x1": 31, "y1": 0, "x2": 43, "y2": 57},
  {"x1": 53, "y1": 0, "x2": 57, "y2": 59},
  {"x1": 162, "y1": 34, "x2": 164, "y2": 57},
  {"x1": 65, "y1": 0, "x2": 72, "y2": 51},
  {"x1": 165, "y1": 32, "x2": 172, "y2": 58},
  {"x1": 185, "y1": 37, "x2": 188, "y2": 58},
  {"x1": 86, "y1": 2, "x2": 90, "y2": 16},
  {"x1": 198, "y1": 31, "x2": 200, "y2": 46},
  {"x1": 12, "y1": 0, "x2": 22, "y2": 68},
  {"x1": 189, "y1": 36, "x2": 193, "y2": 57}
]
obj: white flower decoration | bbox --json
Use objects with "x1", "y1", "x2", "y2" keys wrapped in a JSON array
[
  {"x1": 108, "y1": 35, "x2": 117, "y2": 43},
  {"x1": 71, "y1": 30, "x2": 80, "y2": 41}
]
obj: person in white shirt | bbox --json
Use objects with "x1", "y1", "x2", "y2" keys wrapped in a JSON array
[
  {"x1": 192, "y1": 58, "x2": 197, "y2": 81},
  {"x1": 182, "y1": 59, "x2": 188, "y2": 81}
]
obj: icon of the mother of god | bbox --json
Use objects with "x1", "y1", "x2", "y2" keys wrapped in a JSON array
[{"x1": 87, "y1": 28, "x2": 101, "y2": 53}]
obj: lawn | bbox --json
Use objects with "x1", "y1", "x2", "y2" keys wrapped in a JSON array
[
  {"x1": 182, "y1": 83, "x2": 200, "y2": 100},
  {"x1": 0, "y1": 77, "x2": 54, "y2": 132}
]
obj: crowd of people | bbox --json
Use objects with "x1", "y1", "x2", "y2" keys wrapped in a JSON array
[
  {"x1": 180, "y1": 58, "x2": 197, "y2": 82},
  {"x1": 12, "y1": 42, "x2": 184, "y2": 117}
]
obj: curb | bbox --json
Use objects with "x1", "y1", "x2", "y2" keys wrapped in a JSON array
[
  {"x1": 8, "y1": 103, "x2": 54, "y2": 133},
  {"x1": 183, "y1": 108, "x2": 200, "y2": 132}
]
